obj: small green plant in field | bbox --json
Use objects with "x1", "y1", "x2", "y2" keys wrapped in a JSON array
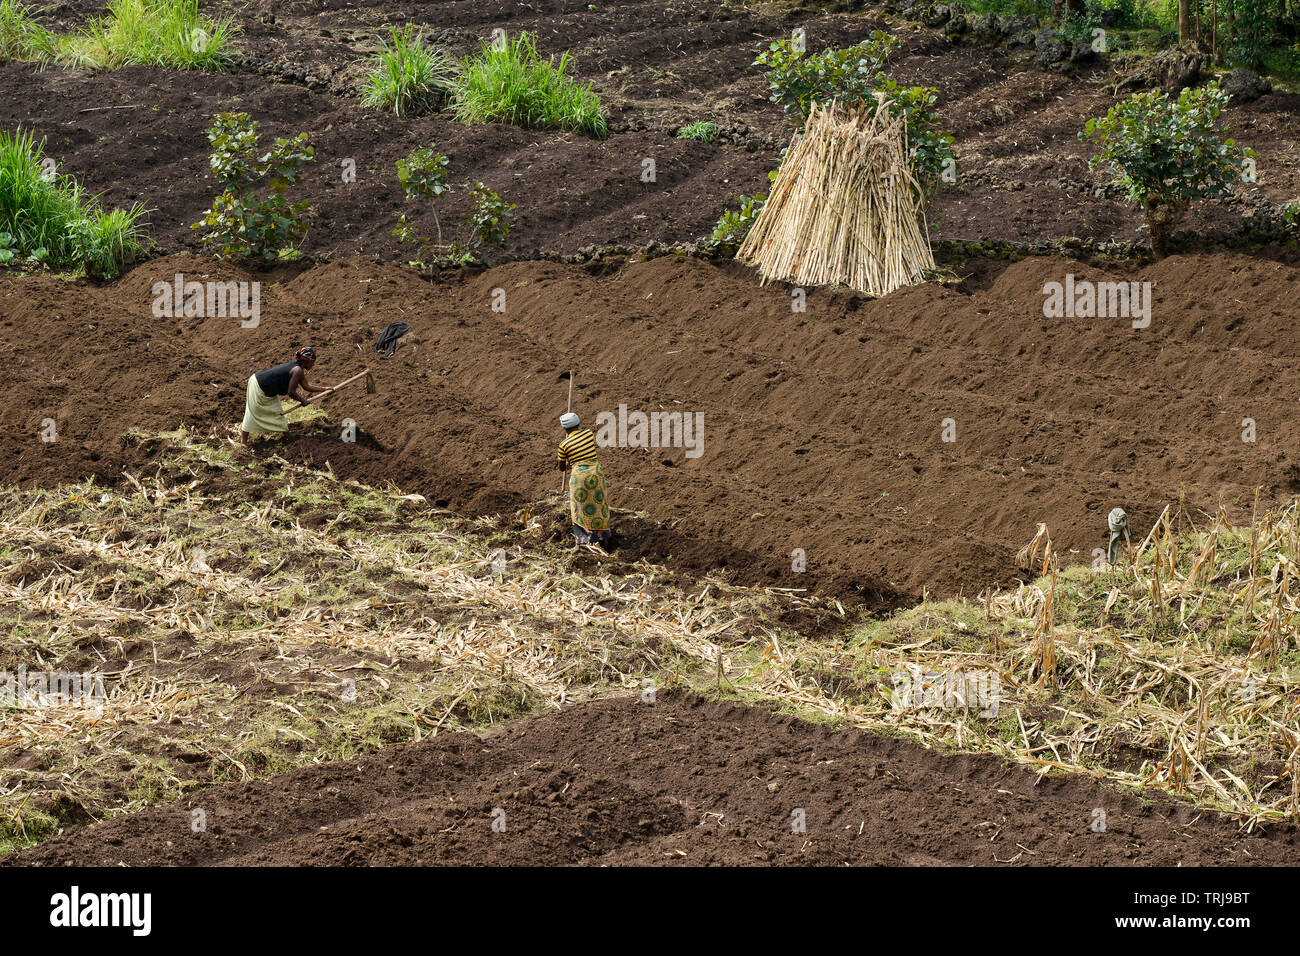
[
  {"x1": 454, "y1": 32, "x2": 607, "y2": 137},
  {"x1": 193, "y1": 112, "x2": 314, "y2": 260},
  {"x1": 1079, "y1": 81, "x2": 1254, "y2": 257},
  {"x1": 396, "y1": 149, "x2": 450, "y2": 203},
  {"x1": 464, "y1": 181, "x2": 515, "y2": 248},
  {"x1": 0, "y1": 0, "x2": 57, "y2": 60},
  {"x1": 392, "y1": 147, "x2": 450, "y2": 252},
  {"x1": 677, "y1": 120, "x2": 718, "y2": 143},
  {"x1": 1283, "y1": 199, "x2": 1300, "y2": 234},
  {"x1": 359, "y1": 24, "x2": 457, "y2": 117},
  {"x1": 390, "y1": 151, "x2": 512, "y2": 263},
  {"x1": 708, "y1": 192, "x2": 766, "y2": 254},
  {"x1": 62, "y1": 0, "x2": 236, "y2": 70},
  {"x1": 0, "y1": 128, "x2": 147, "y2": 276}
]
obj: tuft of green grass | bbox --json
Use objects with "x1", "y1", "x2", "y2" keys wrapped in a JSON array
[
  {"x1": 0, "y1": 128, "x2": 148, "y2": 276},
  {"x1": 453, "y1": 31, "x2": 606, "y2": 138},
  {"x1": 359, "y1": 24, "x2": 458, "y2": 117},
  {"x1": 676, "y1": 120, "x2": 718, "y2": 143},
  {"x1": 54, "y1": 0, "x2": 235, "y2": 70},
  {"x1": 0, "y1": 0, "x2": 57, "y2": 61}
]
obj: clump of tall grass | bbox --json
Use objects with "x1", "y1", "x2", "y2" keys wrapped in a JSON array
[
  {"x1": 2, "y1": 0, "x2": 237, "y2": 70},
  {"x1": 453, "y1": 32, "x2": 606, "y2": 137},
  {"x1": 65, "y1": 0, "x2": 236, "y2": 69},
  {"x1": 359, "y1": 24, "x2": 457, "y2": 116},
  {"x1": 0, "y1": 0, "x2": 57, "y2": 61},
  {"x1": 0, "y1": 129, "x2": 147, "y2": 277}
]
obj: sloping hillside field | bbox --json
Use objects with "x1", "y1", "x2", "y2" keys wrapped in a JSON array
[
  {"x1": 2, "y1": 0, "x2": 1300, "y2": 887},
  {"x1": 4, "y1": 250, "x2": 1300, "y2": 868},
  {"x1": 4, "y1": 251, "x2": 1300, "y2": 602}
]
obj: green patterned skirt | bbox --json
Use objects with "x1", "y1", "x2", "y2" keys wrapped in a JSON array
[{"x1": 569, "y1": 461, "x2": 611, "y2": 537}]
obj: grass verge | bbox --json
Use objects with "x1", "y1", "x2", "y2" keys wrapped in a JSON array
[
  {"x1": 0, "y1": 0, "x2": 56, "y2": 60},
  {"x1": 0, "y1": 0, "x2": 236, "y2": 70}
]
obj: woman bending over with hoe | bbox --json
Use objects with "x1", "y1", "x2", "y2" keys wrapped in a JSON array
[
  {"x1": 555, "y1": 412, "x2": 614, "y2": 548},
  {"x1": 240, "y1": 347, "x2": 331, "y2": 445}
]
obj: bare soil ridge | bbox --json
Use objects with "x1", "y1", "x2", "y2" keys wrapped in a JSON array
[
  {"x1": 3, "y1": 250, "x2": 1299, "y2": 601},
  {"x1": 10, "y1": 693, "x2": 1299, "y2": 866}
]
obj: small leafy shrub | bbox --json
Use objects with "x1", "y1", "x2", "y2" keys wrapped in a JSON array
[
  {"x1": 454, "y1": 32, "x2": 606, "y2": 137},
  {"x1": 0, "y1": 129, "x2": 147, "y2": 276},
  {"x1": 1055, "y1": 10, "x2": 1101, "y2": 47},
  {"x1": 392, "y1": 147, "x2": 450, "y2": 251},
  {"x1": 360, "y1": 24, "x2": 457, "y2": 117},
  {"x1": 1080, "y1": 81, "x2": 1254, "y2": 257},
  {"x1": 193, "y1": 112, "x2": 314, "y2": 260},
  {"x1": 754, "y1": 31, "x2": 899, "y2": 123},
  {"x1": 390, "y1": 150, "x2": 513, "y2": 264},
  {"x1": 753, "y1": 32, "x2": 954, "y2": 198},
  {"x1": 871, "y1": 79, "x2": 956, "y2": 194},
  {"x1": 464, "y1": 182, "x2": 515, "y2": 248},
  {"x1": 677, "y1": 120, "x2": 718, "y2": 143},
  {"x1": 1282, "y1": 200, "x2": 1299, "y2": 232},
  {"x1": 708, "y1": 192, "x2": 766, "y2": 254}
]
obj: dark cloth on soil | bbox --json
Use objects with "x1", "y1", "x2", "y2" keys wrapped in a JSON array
[{"x1": 376, "y1": 322, "x2": 411, "y2": 357}]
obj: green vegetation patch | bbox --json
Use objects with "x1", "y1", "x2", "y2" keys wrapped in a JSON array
[
  {"x1": 1, "y1": 0, "x2": 236, "y2": 70},
  {"x1": 453, "y1": 31, "x2": 607, "y2": 138},
  {"x1": 0, "y1": 128, "x2": 147, "y2": 276}
]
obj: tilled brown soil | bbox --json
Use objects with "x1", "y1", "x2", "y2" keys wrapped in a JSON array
[
  {"x1": 2, "y1": 0, "x2": 1294, "y2": 262},
  {"x1": 9, "y1": 693, "x2": 1298, "y2": 865},
  {"x1": 4, "y1": 251, "x2": 1300, "y2": 602}
]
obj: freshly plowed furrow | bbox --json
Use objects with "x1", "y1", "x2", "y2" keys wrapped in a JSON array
[
  {"x1": 10, "y1": 694, "x2": 1300, "y2": 866},
  {"x1": 4, "y1": 251, "x2": 1300, "y2": 602}
]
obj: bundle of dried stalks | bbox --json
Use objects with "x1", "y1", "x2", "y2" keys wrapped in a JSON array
[{"x1": 736, "y1": 101, "x2": 934, "y2": 297}]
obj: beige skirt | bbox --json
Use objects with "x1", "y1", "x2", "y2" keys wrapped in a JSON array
[{"x1": 240, "y1": 374, "x2": 287, "y2": 435}]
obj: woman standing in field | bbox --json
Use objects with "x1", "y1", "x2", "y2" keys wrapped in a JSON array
[
  {"x1": 556, "y1": 412, "x2": 614, "y2": 547},
  {"x1": 240, "y1": 347, "x2": 331, "y2": 445}
]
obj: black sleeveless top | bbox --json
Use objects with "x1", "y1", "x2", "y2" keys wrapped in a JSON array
[{"x1": 255, "y1": 361, "x2": 301, "y2": 397}]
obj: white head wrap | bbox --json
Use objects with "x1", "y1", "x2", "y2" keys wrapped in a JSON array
[{"x1": 560, "y1": 412, "x2": 580, "y2": 429}]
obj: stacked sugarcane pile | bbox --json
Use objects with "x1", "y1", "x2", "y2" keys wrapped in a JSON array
[{"x1": 737, "y1": 100, "x2": 934, "y2": 297}]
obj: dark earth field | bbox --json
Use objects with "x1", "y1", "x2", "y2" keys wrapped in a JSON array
[
  {"x1": 11, "y1": 693, "x2": 1300, "y2": 865},
  {"x1": 5, "y1": 249, "x2": 1300, "y2": 604},
  {"x1": 3, "y1": 0, "x2": 1300, "y2": 868},
  {"x1": 1, "y1": 0, "x2": 1296, "y2": 262}
]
